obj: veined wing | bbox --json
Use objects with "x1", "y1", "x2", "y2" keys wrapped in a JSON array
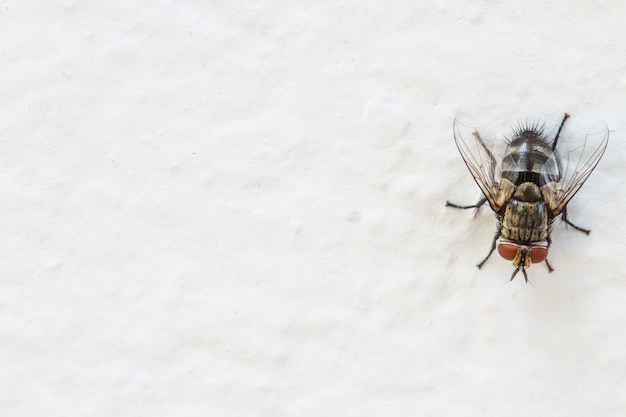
[
  {"x1": 547, "y1": 121, "x2": 609, "y2": 216},
  {"x1": 452, "y1": 115, "x2": 502, "y2": 212}
]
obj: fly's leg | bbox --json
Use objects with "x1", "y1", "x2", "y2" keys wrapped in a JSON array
[
  {"x1": 445, "y1": 196, "x2": 487, "y2": 212},
  {"x1": 477, "y1": 229, "x2": 501, "y2": 269},
  {"x1": 474, "y1": 128, "x2": 497, "y2": 162},
  {"x1": 544, "y1": 235, "x2": 554, "y2": 272},
  {"x1": 552, "y1": 113, "x2": 570, "y2": 150},
  {"x1": 446, "y1": 131, "x2": 496, "y2": 214},
  {"x1": 560, "y1": 205, "x2": 591, "y2": 235},
  {"x1": 471, "y1": 129, "x2": 498, "y2": 181},
  {"x1": 447, "y1": 129, "x2": 495, "y2": 213}
]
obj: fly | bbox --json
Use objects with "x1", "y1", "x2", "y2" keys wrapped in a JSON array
[{"x1": 446, "y1": 113, "x2": 609, "y2": 282}]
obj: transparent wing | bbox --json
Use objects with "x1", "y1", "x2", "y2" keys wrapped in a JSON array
[
  {"x1": 452, "y1": 115, "x2": 502, "y2": 212},
  {"x1": 549, "y1": 121, "x2": 609, "y2": 215}
]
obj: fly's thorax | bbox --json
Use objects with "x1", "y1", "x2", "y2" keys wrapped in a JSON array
[
  {"x1": 501, "y1": 135, "x2": 561, "y2": 186},
  {"x1": 500, "y1": 190, "x2": 550, "y2": 242}
]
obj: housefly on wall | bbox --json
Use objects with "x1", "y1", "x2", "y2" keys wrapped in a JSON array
[{"x1": 446, "y1": 113, "x2": 608, "y2": 282}]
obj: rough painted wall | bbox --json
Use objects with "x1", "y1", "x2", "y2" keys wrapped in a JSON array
[{"x1": 1, "y1": 1, "x2": 624, "y2": 415}]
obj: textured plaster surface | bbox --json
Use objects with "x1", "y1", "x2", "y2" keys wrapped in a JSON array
[{"x1": 1, "y1": 1, "x2": 625, "y2": 415}]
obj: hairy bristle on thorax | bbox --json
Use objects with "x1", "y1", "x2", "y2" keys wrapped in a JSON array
[{"x1": 504, "y1": 120, "x2": 549, "y2": 144}]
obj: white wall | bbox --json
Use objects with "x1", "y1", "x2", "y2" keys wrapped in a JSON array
[{"x1": 2, "y1": 1, "x2": 625, "y2": 415}]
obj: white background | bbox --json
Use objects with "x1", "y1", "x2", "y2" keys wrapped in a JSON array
[{"x1": 1, "y1": 1, "x2": 625, "y2": 415}]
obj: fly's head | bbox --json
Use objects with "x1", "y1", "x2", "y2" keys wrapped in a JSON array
[{"x1": 497, "y1": 241, "x2": 549, "y2": 282}]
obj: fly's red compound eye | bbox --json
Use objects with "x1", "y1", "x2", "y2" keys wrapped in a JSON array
[
  {"x1": 497, "y1": 242, "x2": 517, "y2": 261},
  {"x1": 530, "y1": 247, "x2": 548, "y2": 264}
]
